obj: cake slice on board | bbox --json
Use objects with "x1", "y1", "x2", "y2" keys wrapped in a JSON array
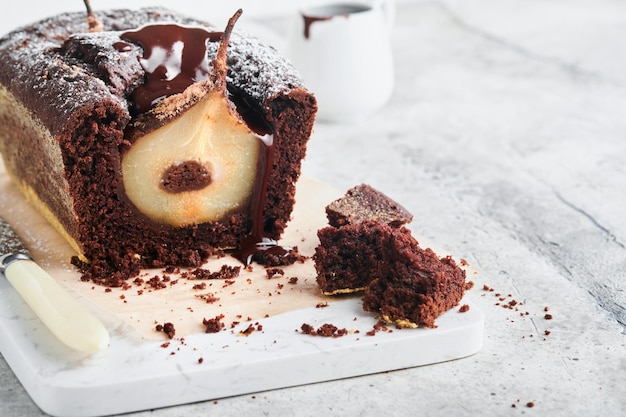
[{"x1": 314, "y1": 184, "x2": 467, "y2": 328}]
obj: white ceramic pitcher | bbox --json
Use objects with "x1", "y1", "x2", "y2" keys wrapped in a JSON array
[{"x1": 288, "y1": 0, "x2": 395, "y2": 122}]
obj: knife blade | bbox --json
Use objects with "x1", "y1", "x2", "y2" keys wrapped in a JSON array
[{"x1": 0, "y1": 217, "x2": 109, "y2": 353}]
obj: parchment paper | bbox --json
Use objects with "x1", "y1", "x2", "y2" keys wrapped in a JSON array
[{"x1": 0, "y1": 160, "x2": 344, "y2": 339}]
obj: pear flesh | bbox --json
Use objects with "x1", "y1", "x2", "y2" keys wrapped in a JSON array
[{"x1": 121, "y1": 89, "x2": 261, "y2": 227}]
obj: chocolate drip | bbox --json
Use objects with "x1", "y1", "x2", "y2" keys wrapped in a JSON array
[
  {"x1": 113, "y1": 41, "x2": 132, "y2": 52},
  {"x1": 121, "y1": 24, "x2": 223, "y2": 113},
  {"x1": 233, "y1": 134, "x2": 293, "y2": 266}
]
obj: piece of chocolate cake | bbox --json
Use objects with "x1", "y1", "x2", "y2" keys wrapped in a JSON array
[
  {"x1": 361, "y1": 227, "x2": 466, "y2": 328},
  {"x1": 0, "y1": 8, "x2": 317, "y2": 286},
  {"x1": 315, "y1": 220, "x2": 389, "y2": 295},
  {"x1": 314, "y1": 184, "x2": 466, "y2": 327},
  {"x1": 314, "y1": 184, "x2": 412, "y2": 294}
]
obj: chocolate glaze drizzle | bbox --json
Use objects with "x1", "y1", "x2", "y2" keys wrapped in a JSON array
[
  {"x1": 233, "y1": 133, "x2": 295, "y2": 266},
  {"x1": 120, "y1": 24, "x2": 223, "y2": 113}
]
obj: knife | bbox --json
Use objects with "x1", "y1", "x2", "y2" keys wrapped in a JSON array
[{"x1": 0, "y1": 217, "x2": 109, "y2": 353}]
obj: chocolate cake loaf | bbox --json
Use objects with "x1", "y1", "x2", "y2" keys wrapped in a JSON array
[
  {"x1": 0, "y1": 8, "x2": 317, "y2": 285},
  {"x1": 314, "y1": 184, "x2": 466, "y2": 327}
]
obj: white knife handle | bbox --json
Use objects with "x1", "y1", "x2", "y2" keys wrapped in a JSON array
[{"x1": 3, "y1": 255, "x2": 110, "y2": 353}]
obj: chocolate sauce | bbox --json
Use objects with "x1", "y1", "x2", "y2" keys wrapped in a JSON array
[
  {"x1": 303, "y1": 15, "x2": 332, "y2": 39},
  {"x1": 233, "y1": 133, "x2": 296, "y2": 266},
  {"x1": 113, "y1": 41, "x2": 132, "y2": 52},
  {"x1": 302, "y1": 4, "x2": 371, "y2": 39},
  {"x1": 121, "y1": 24, "x2": 223, "y2": 113}
]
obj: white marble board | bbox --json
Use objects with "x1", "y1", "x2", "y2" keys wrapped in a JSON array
[
  {"x1": 0, "y1": 288, "x2": 483, "y2": 417},
  {"x1": 0, "y1": 173, "x2": 483, "y2": 417}
]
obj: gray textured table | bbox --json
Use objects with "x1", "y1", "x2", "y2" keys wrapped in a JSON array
[{"x1": 1, "y1": 0, "x2": 625, "y2": 416}]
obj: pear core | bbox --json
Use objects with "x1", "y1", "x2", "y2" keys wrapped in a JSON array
[{"x1": 121, "y1": 90, "x2": 261, "y2": 227}]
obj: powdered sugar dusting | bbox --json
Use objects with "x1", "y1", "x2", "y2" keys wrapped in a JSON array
[
  {"x1": 0, "y1": 216, "x2": 29, "y2": 256},
  {"x1": 0, "y1": 7, "x2": 306, "y2": 134}
]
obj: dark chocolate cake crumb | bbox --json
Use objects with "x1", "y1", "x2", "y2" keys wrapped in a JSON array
[
  {"x1": 366, "y1": 320, "x2": 391, "y2": 336},
  {"x1": 459, "y1": 304, "x2": 470, "y2": 313},
  {"x1": 156, "y1": 322, "x2": 176, "y2": 339},
  {"x1": 300, "y1": 323, "x2": 315, "y2": 335},
  {"x1": 203, "y1": 315, "x2": 225, "y2": 333},
  {"x1": 192, "y1": 282, "x2": 207, "y2": 290},
  {"x1": 265, "y1": 267, "x2": 284, "y2": 278},
  {"x1": 195, "y1": 293, "x2": 220, "y2": 304},
  {"x1": 239, "y1": 323, "x2": 256, "y2": 336},
  {"x1": 299, "y1": 323, "x2": 348, "y2": 337},
  {"x1": 146, "y1": 275, "x2": 168, "y2": 289},
  {"x1": 190, "y1": 265, "x2": 241, "y2": 280},
  {"x1": 251, "y1": 246, "x2": 307, "y2": 267}
]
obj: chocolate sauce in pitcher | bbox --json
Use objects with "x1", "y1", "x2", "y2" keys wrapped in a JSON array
[{"x1": 302, "y1": 3, "x2": 371, "y2": 39}]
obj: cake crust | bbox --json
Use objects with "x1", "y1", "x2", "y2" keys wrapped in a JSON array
[{"x1": 325, "y1": 184, "x2": 413, "y2": 228}]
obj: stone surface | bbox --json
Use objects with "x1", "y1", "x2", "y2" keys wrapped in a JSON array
[{"x1": 1, "y1": 0, "x2": 625, "y2": 416}]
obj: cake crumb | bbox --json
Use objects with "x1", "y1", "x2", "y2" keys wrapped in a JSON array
[
  {"x1": 156, "y1": 322, "x2": 176, "y2": 339},
  {"x1": 191, "y1": 265, "x2": 241, "y2": 280},
  {"x1": 239, "y1": 323, "x2": 256, "y2": 336},
  {"x1": 459, "y1": 304, "x2": 470, "y2": 313},
  {"x1": 203, "y1": 315, "x2": 225, "y2": 333},
  {"x1": 265, "y1": 267, "x2": 284, "y2": 278},
  {"x1": 195, "y1": 292, "x2": 220, "y2": 304},
  {"x1": 299, "y1": 323, "x2": 348, "y2": 338}
]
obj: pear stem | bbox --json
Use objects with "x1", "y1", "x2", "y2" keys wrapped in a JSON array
[
  {"x1": 83, "y1": 0, "x2": 103, "y2": 32},
  {"x1": 210, "y1": 9, "x2": 243, "y2": 90}
]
